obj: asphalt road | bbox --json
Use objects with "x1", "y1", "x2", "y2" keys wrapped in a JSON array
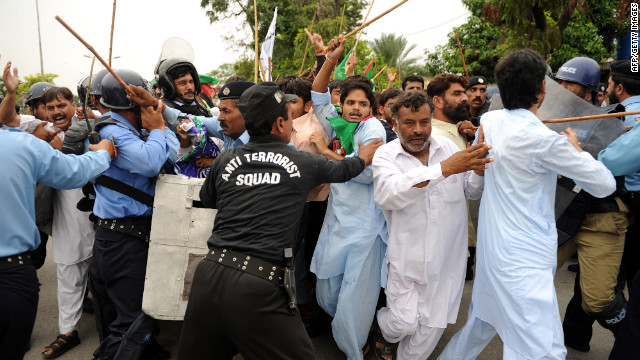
[{"x1": 25, "y1": 239, "x2": 616, "y2": 360}]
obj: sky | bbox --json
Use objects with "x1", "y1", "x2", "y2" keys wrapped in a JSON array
[{"x1": 1, "y1": 0, "x2": 470, "y2": 94}]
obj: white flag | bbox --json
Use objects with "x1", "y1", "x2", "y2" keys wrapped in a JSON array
[{"x1": 259, "y1": 8, "x2": 278, "y2": 82}]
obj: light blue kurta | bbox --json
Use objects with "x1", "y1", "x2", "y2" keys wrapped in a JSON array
[
  {"x1": 309, "y1": 90, "x2": 388, "y2": 283},
  {"x1": 309, "y1": 89, "x2": 388, "y2": 360},
  {"x1": 471, "y1": 109, "x2": 616, "y2": 359}
]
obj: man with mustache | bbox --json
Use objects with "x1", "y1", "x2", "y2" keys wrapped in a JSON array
[
  {"x1": 373, "y1": 90, "x2": 491, "y2": 359},
  {"x1": 439, "y1": 49, "x2": 616, "y2": 360},
  {"x1": 466, "y1": 76, "x2": 491, "y2": 126},
  {"x1": 427, "y1": 74, "x2": 478, "y2": 280},
  {"x1": 156, "y1": 58, "x2": 211, "y2": 118}
]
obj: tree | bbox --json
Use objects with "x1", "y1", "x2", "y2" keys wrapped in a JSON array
[
  {"x1": 370, "y1": 33, "x2": 421, "y2": 76},
  {"x1": 425, "y1": 0, "x2": 629, "y2": 81},
  {"x1": 200, "y1": 0, "x2": 368, "y2": 79},
  {"x1": 17, "y1": 73, "x2": 58, "y2": 95}
]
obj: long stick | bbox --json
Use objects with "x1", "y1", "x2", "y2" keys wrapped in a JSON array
[
  {"x1": 254, "y1": 0, "x2": 259, "y2": 83},
  {"x1": 268, "y1": 57, "x2": 272, "y2": 81},
  {"x1": 324, "y1": 0, "x2": 410, "y2": 51},
  {"x1": 372, "y1": 65, "x2": 387, "y2": 80},
  {"x1": 109, "y1": 0, "x2": 117, "y2": 67},
  {"x1": 84, "y1": 57, "x2": 95, "y2": 116},
  {"x1": 354, "y1": 0, "x2": 375, "y2": 52},
  {"x1": 454, "y1": 29, "x2": 469, "y2": 78},
  {"x1": 258, "y1": 61, "x2": 267, "y2": 82},
  {"x1": 334, "y1": 4, "x2": 347, "y2": 79},
  {"x1": 55, "y1": 16, "x2": 132, "y2": 94},
  {"x1": 298, "y1": 11, "x2": 317, "y2": 77},
  {"x1": 543, "y1": 110, "x2": 640, "y2": 124}
]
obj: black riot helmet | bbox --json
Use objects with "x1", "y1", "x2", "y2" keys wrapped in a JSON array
[
  {"x1": 77, "y1": 75, "x2": 94, "y2": 105},
  {"x1": 100, "y1": 69, "x2": 148, "y2": 110},
  {"x1": 89, "y1": 69, "x2": 110, "y2": 96},
  {"x1": 156, "y1": 58, "x2": 201, "y2": 101},
  {"x1": 26, "y1": 82, "x2": 54, "y2": 107}
]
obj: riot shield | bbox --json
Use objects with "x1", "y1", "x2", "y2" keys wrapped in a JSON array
[
  {"x1": 487, "y1": 76, "x2": 626, "y2": 228},
  {"x1": 153, "y1": 37, "x2": 195, "y2": 75}
]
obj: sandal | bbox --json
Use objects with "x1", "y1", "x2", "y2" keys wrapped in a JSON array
[
  {"x1": 373, "y1": 325, "x2": 397, "y2": 360},
  {"x1": 41, "y1": 330, "x2": 81, "y2": 359}
]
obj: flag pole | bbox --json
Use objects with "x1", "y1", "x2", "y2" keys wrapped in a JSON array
[
  {"x1": 35, "y1": 0, "x2": 45, "y2": 81},
  {"x1": 109, "y1": 0, "x2": 117, "y2": 67},
  {"x1": 254, "y1": 0, "x2": 259, "y2": 83},
  {"x1": 299, "y1": 11, "x2": 317, "y2": 77},
  {"x1": 353, "y1": 0, "x2": 375, "y2": 52}
]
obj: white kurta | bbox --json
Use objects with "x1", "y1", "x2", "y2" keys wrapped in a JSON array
[
  {"x1": 472, "y1": 108, "x2": 616, "y2": 358},
  {"x1": 373, "y1": 136, "x2": 484, "y2": 328}
]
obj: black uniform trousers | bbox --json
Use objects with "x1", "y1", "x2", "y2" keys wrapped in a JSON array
[
  {"x1": 90, "y1": 217, "x2": 151, "y2": 359},
  {"x1": 609, "y1": 271, "x2": 640, "y2": 359},
  {"x1": 177, "y1": 258, "x2": 317, "y2": 360},
  {"x1": 0, "y1": 265, "x2": 39, "y2": 360}
]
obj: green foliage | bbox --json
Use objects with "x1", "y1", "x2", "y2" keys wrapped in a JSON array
[
  {"x1": 200, "y1": 0, "x2": 367, "y2": 80},
  {"x1": 426, "y1": 0, "x2": 627, "y2": 82},
  {"x1": 17, "y1": 73, "x2": 57, "y2": 95}
]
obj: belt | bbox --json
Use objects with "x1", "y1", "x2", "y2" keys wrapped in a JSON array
[
  {"x1": 589, "y1": 198, "x2": 620, "y2": 213},
  {"x1": 94, "y1": 216, "x2": 151, "y2": 242},
  {"x1": 204, "y1": 246, "x2": 283, "y2": 286},
  {"x1": 0, "y1": 252, "x2": 33, "y2": 271}
]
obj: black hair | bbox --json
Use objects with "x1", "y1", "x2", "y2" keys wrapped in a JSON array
[
  {"x1": 329, "y1": 79, "x2": 343, "y2": 93},
  {"x1": 277, "y1": 75, "x2": 312, "y2": 103},
  {"x1": 170, "y1": 65, "x2": 193, "y2": 81},
  {"x1": 495, "y1": 49, "x2": 547, "y2": 110},
  {"x1": 42, "y1": 87, "x2": 74, "y2": 104},
  {"x1": 372, "y1": 92, "x2": 382, "y2": 116},
  {"x1": 245, "y1": 105, "x2": 289, "y2": 137},
  {"x1": 339, "y1": 75, "x2": 375, "y2": 107},
  {"x1": 426, "y1": 73, "x2": 468, "y2": 98},
  {"x1": 380, "y1": 88, "x2": 403, "y2": 107},
  {"x1": 391, "y1": 91, "x2": 431, "y2": 121},
  {"x1": 611, "y1": 74, "x2": 640, "y2": 96},
  {"x1": 402, "y1": 75, "x2": 425, "y2": 90}
]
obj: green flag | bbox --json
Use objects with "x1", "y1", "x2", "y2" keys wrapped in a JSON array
[{"x1": 334, "y1": 49, "x2": 353, "y2": 80}]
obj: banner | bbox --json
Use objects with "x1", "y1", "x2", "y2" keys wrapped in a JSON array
[{"x1": 259, "y1": 8, "x2": 278, "y2": 81}]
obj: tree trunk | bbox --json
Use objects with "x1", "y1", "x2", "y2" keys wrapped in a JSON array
[
  {"x1": 317, "y1": 0, "x2": 324, "y2": 19},
  {"x1": 531, "y1": 5, "x2": 547, "y2": 31},
  {"x1": 556, "y1": 0, "x2": 578, "y2": 32}
]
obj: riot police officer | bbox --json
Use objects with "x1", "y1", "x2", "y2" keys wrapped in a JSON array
[{"x1": 156, "y1": 58, "x2": 210, "y2": 117}]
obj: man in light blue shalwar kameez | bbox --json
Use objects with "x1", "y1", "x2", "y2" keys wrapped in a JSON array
[
  {"x1": 439, "y1": 49, "x2": 616, "y2": 360},
  {"x1": 308, "y1": 35, "x2": 388, "y2": 360}
]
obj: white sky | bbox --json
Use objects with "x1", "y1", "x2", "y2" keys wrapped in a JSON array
[{"x1": 1, "y1": 0, "x2": 469, "y2": 93}]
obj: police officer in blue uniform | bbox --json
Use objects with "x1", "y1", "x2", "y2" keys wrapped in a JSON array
[{"x1": 89, "y1": 69, "x2": 177, "y2": 360}]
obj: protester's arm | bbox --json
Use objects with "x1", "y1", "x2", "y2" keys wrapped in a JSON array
[
  {"x1": 345, "y1": 51, "x2": 357, "y2": 78},
  {"x1": 311, "y1": 35, "x2": 345, "y2": 94},
  {"x1": 305, "y1": 29, "x2": 326, "y2": 81},
  {"x1": 1, "y1": 62, "x2": 21, "y2": 127},
  {"x1": 598, "y1": 124, "x2": 640, "y2": 176},
  {"x1": 536, "y1": 129, "x2": 615, "y2": 198}
]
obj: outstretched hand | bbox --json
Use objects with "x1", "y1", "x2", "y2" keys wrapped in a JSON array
[
  {"x1": 357, "y1": 138, "x2": 383, "y2": 166},
  {"x1": 441, "y1": 135, "x2": 493, "y2": 177},
  {"x1": 304, "y1": 29, "x2": 325, "y2": 53},
  {"x1": 3, "y1": 61, "x2": 19, "y2": 93},
  {"x1": 560, "y1": 127, "x2": 583, "y2": 152},
  {"x1": 128, "y1": 85, "x2": 161, "y2": 109}
]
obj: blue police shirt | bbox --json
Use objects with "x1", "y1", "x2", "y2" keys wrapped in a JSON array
[
  {"x1": 162, "y1": 107, "x2": 250, "y2": 150},
  {"x1": 93, "y1": 112, "x2": 172, "y2": 219},
  {"x1": 620, "y1": 95, "x2": 640, "y2": 190},
  {"x1": 0, "y1": 128, "x2": 110, "y2": 257}
]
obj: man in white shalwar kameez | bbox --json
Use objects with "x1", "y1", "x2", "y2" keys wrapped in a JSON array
[
  {"x1": 438, "y1": 49, "x2": 616, "y2": 360},
  {"x1": 372, "y1": 91, "x2": 492, "y2": 359}
]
